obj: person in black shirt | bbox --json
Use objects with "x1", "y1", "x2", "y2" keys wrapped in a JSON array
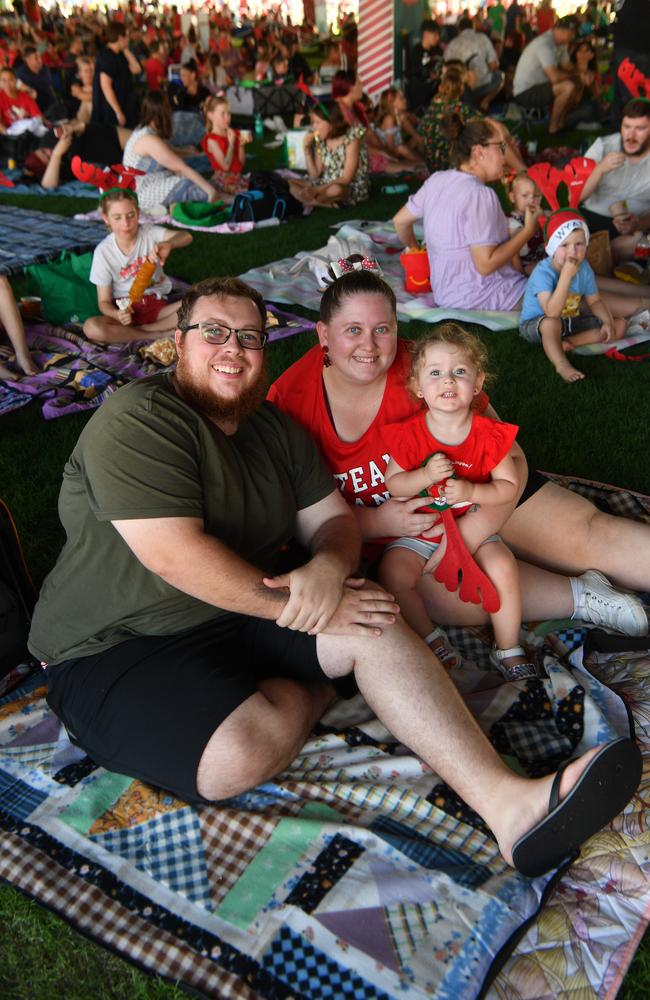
[
  {"x1": 407, "y1": 19, "x2": 444, "y2": 113},
  {"x1": 91, "y1": 21, "x2": 140, "y2": 128},
  {"x1": 169, "y1": 59, "x2": 209, "y2": 147},
  {"x1": 15, "y1": 46, "x2": 56, "y2": 114}
]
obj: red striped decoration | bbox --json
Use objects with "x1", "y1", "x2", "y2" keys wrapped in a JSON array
[{"x1": 358, "y1": 0, "x2": 394, "y2": 100}]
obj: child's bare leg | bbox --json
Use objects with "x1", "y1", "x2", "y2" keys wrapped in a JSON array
[
  {"x1": 380, "y1": 546, "x2": 460, "y2": 667},
  {"x1": 139, "y1": 300, "x2": 182, "y2": 335},
  {"x1": 379, "y1": 547, "x2": 433, "y2": 637},
  {"x1": 538, "y1": 316, "x2": 585, "y2": 383},
  {"x1": 597, "y1": 274, "x2": 650, "y2": 298},
  {"x1": 562, "y1": 325, "x2": 608, "y2": 351},
  {"x1": 474, "y1": 541, "x2": 529, "y2": 671},
  {"x1": 0, "y1": 276, "x2": 37, "y2": 377}
]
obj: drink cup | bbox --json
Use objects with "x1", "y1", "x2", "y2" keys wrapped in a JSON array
[
  {"x1": 240, "y1": 129, "x2": 252, "y2": 142},
  {"x1": 609, "y1": 199, "x2": 631, "y2": 222}
]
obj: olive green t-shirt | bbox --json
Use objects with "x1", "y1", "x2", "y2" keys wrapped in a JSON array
[{"x1": 29, "y1": 374, "x2": 335, "y2": 664}]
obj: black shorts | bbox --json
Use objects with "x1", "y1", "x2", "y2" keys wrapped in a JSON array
[
  {"x1": 515, "y1": 82, "x2": 553, "y2": 108},
  {"x1": 517, "y1": 468, "x2": 549, "y2": 507},
  {"x1": 45, "y1": 614, "x2": 349, "y2": 805}
]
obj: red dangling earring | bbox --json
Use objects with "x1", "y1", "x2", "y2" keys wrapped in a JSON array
[{"x1": 322, "y1": 346, "x2": 332, "y2": 368}]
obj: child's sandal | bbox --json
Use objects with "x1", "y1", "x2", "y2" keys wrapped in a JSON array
[
  {"x1": 425, "y1": 626, "x2": 463, "y2": 670},
  {"x1": 489, "y1": 645, "x2": 540, "y2": 682}
]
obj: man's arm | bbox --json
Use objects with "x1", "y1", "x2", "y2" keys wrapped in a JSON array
[{"x1": 113, "y1": 490, "x2": 362, "y2": 634}]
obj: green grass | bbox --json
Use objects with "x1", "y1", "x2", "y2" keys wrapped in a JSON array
[{"x1": 1, "y1": 138, "x2": 649, "y2": 996}]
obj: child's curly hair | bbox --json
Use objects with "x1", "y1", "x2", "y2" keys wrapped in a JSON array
[{"x1": 408, "y1": 323, "x2": 493, "y2": 395}]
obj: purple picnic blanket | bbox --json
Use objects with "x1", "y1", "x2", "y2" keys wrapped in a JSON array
[{"x1": 0, "y1": 306, "x2": 316, "y2": 419}]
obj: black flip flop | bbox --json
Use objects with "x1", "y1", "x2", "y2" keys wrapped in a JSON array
[{"x1": 512, "y1": 738, "x2": 642, "y2": 878}]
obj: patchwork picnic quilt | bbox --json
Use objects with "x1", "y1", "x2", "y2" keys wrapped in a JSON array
[
  {"x1": 1, "y1": 477, "x2": 648, "y2": 999},
  {"x1": 0, "y1": 205, "x2": 105, "y2": 276},
  {"x1": 0, "y1": 307, "x2": 316, "y2": 419}
]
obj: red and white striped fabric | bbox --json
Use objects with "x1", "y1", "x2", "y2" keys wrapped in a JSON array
[{"x1": 357, "y1": 0, "x2": 394, "y2": 100}]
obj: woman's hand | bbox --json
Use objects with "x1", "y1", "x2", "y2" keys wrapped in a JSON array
[
  {"x1": 320, "y1": 579, "x2": 399, "y2": 637},
  {"x1": 372, "y1": 496, "x2": 440, "y2": 538}
]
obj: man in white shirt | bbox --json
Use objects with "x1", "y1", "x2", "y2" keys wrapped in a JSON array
[
  {"x1": 513, "y1": 17, "x2": 580, "y2": 133},
  {"x1": 580, "y1": 98, "x2": 650, "y2": 251},
  {"x1": 444, "y1": 15, "x2": 504, "y2": 110}
]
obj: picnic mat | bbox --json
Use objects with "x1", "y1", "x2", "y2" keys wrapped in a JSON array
[
  {"x1": 239, "y1": 220, "x2": 650, "y2": 352},
  {"x1": 1, "y1": 476, "x2": 649, "y2": 999},
  {"x1": 0, "y1": 205, "x2": 105, "y2": 276},
  {"x1": 0, "y1": 306, "x2": 316, "y2": 419}
]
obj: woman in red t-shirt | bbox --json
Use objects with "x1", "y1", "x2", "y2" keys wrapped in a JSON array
[{"x1": 268, "y1": 270, "x2": 649, "y2": 637}]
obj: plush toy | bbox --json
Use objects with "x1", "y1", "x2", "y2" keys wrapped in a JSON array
[
  {"x1": 419, "y1": 468, "x2": 501, "y2": 613},
  {"x1": 128, "y1": 260, "x2": 157, "y2": 304}
]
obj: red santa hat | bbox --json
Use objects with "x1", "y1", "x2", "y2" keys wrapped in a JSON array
[{"x1": 544, "y1": 209, "x2": 590, "y2": 257}]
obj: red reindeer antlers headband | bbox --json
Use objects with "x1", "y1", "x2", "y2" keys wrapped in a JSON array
[
  {"x1": 527, "y1": 157, "x2": 596, "y2": 212},
  {"x1": 618, "y1": 58, "x2": 650, "y2": 101}
]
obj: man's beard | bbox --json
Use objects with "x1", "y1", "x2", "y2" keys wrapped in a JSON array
[
  {"x1": 623, "y1": 135, "x2": 650, "y2": 157},
  {"x1": 174, "y1": 355, "x2": 269, "y2": 426}
]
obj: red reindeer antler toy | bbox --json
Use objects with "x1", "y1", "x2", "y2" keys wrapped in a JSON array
[
  {"x1": 71, "y1": 156, "x2": 144, "y2": 192},
  {"x1": 419, "y1": 474, "x2": 501, "y2": 614},
  {"x1": 618, "y1": 57, "x2": 650, "y2": 100}
]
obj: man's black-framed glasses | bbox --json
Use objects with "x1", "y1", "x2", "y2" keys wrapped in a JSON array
[{"x1": 182, "y1": 321, "x2": 268, "y2": 350}]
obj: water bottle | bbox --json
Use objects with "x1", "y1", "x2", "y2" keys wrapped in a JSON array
[{"x1": 254, "y1": 113, "x2": 264, "y2": 140}]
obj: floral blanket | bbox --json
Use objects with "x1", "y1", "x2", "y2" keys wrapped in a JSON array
[{"x1": 1, "y1": 476, "x2": 648, "y2": 999}]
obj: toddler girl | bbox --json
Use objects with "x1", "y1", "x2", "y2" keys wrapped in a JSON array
[
  {"x1": 507, "y1": 171, "x2": 545, "y2": 273},
  {"x1": 380, "y1": 324, "x2": 537, "y2": 681},
  {"x1": 201, "y1": 95, "x2": 251, "y2": 194},
  {"x1": 83, "y1": 188, "x2": 192, "y2": 345}
]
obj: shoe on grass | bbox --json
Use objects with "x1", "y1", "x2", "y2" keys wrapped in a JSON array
[
  {"x1": 512, "y1": 737, "x2": 641, "y2": 876},
  {"x1": 574, "y1": 570, "x2": 648, "y2": 636}
]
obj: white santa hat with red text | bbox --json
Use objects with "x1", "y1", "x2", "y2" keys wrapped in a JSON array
[{"x1": 544, "y1": 209, "x2": 590, "y2": 257}]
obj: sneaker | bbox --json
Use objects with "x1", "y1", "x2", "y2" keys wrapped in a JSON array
[{"x1": 575, "y1": 570, "x2": 648, "y2": 636}]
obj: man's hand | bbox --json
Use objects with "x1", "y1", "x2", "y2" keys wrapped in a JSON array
[
  {"x1": 424, "y1": 452, "x2": 453, "y2": 484},
  {"x1": 116, "y1": 109, "x2": 127, "y2": 127},
  {"x1": 612, "y1": 213, "x2": 640, "y2": 236},
  {"x1": 320, "y1": 579, "x2": 399, "y2": 636},
  {"x1": 263, "y1": 556, "x2": 346, "y2": 633},
  {"x1": 600, "y1": 151, "x2": 625, "y2": 174}
]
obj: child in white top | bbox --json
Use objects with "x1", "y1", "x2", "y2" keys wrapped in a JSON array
[{"x1": 84, "y1": 188, "x2": 192, "y2": 345}]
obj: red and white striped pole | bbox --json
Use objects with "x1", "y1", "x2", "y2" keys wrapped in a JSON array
[{"x1": 357, "y1": 0, "x2": 395, "y2": 101}]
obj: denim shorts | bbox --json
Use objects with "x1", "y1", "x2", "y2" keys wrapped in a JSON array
[{"x1": 519, "y1": 313, "x2": 602, "y2": 344}]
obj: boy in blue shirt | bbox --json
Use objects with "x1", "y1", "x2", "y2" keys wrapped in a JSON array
[{"x1": 519, "y1": 210, "x2": 645, "y2": 383}]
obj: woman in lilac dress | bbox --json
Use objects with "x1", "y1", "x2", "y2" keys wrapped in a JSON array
[{"x1": 393, "y1": 117, "x2": 540, "y2": 310}]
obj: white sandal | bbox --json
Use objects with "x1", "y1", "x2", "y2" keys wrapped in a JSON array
[
  {"x1": 425, "y1": 626, "x2": 462, "y2": 669},
  {"x1": 489, "y1": 645, "x2": 540, "y2": 682}
]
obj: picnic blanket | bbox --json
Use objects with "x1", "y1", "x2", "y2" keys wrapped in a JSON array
[
  {"x1": 239, "y1": 220, "x2": 650, "y2": 353},
  {"x1": 0, "y1": 306, "x2": 316, "y2": 419},
  {"x1": 1, "y1": 476, "x2": 648, "y2": 999},
  {"x1": 0, "y1": 205, "x2": 105, "y2": 276}
]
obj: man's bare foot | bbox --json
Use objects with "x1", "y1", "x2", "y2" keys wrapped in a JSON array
[{"x1": 555, "y1": 361, "x2": 585, "y2": 383}]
